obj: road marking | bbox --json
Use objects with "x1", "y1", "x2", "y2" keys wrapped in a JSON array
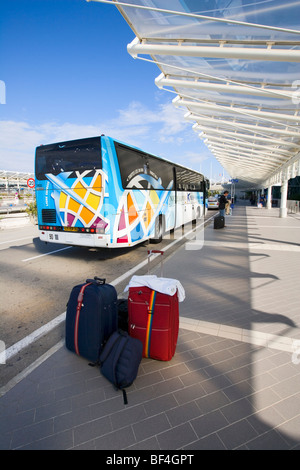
[
  {"x1": 230, "y1": 224, "x2": 300, "y2": 228},
  {"x1": 179, "y1": 317, "x2": 295, "y2": 353},
  {"x1": 203, "y1": 240, "x2": 300, "y2": 252},
  {"x1": 22, "y1": 246, "x2": 72, "y2": 262},
  {"x1": 0, "y1": 236, "x2": 33, "y2": 245},
  {"x1": 0, "y1": 341, "x2": 64, "y2": 398},
  {"x1": 2, "y1": 313, "x2": 66, "y2": 362}
]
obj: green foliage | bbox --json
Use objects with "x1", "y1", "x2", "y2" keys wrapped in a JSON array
[{"x1": 26, "y1": 200, "x2": 37, "y2": 218}]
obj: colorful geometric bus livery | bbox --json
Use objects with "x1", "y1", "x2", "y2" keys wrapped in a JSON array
[
  {"x1": 114, "y1": 180, "x2": 174, "y2": 245},
  {"x1": 45, "y1": 169, "x2": 107, "y2": 230},
  {"x1": 35, "y1": 135, "x2": 207, "y2": 248}
]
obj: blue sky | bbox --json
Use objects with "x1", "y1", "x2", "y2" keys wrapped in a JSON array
[{"x1": 0, "y1": 0, "x2": 228, "y2": 181}]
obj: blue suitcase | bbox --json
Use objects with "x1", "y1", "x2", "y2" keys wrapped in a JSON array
[{"x1": 65, "y1": 277, "x2": 118, "y2": 363}]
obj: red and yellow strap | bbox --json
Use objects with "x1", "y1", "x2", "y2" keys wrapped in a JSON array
[
  {"x1": 74, "y1": 282, "x2": 92, "y2": 355},
  {"x1": 144, "y1": 290, "x2": 157, "y2": 358}
]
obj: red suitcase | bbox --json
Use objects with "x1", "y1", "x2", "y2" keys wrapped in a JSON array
[{"x1": 128, "y1": 286, "x2": 179, "y2": 361}]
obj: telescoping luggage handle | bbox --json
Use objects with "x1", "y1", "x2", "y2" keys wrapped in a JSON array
[
  {"x1": 85, "y1": 276, "x2": 106, "y2": 284},
  {"x1": 147, "y1": 250, "x2": 164, "y2": 277},
  {"x1": 146, "y1": 251, "x2": 163, "y2": 356}
]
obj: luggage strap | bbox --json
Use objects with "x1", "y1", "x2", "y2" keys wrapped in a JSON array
[
  {"x1": 144, "y1": 290, "x2": 157, "y2": 358},
  {"x1": 112, "y1": 335, "x2": 129, "y2": 405},
  {"x1": 74, "y1": 282, "x2": 92, "y2": 356}
]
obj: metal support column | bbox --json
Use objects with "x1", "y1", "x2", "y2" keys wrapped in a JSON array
[
  {"x1": 267, "y1": 186, "x2": 272, "y2": 209},
  {"x1": 280, "y1": 176, "x2": 288, "y2": 218}
]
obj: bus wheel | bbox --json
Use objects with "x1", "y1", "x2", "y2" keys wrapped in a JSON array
[{"x1": 150, "y1": 215, "x2": 164, "y2": 244}]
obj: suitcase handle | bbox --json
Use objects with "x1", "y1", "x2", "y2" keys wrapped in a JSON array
[
  {"x1": 85, "y1": 277, "x2": 106, "y2": 284},
  {"x1": 147, "y1": 250, "x2": 164, "y2": 277}
]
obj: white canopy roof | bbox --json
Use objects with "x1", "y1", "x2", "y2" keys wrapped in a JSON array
[
  {"x1": 89, "y1": 0, "x2": 300, "y2": 189},
  {"x1": 0, "y1": 170, "x2": 34, "y2": 187}
]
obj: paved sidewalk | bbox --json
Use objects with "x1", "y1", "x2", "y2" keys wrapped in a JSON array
[
  {"x1": 0, "y1": 212, "x2": 31, "y2": 229},
  {"x1": 1, "y1": 202, "x2": 300, "y2": 450}
]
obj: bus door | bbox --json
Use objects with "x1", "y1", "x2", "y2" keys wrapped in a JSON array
[{"x1": 184, "y1": 190, "x2": 194, "y2": 224}]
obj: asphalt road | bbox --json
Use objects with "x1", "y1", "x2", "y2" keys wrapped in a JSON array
[{"x1": 0, "y1": 211, "x2": 217, "y2": 390}]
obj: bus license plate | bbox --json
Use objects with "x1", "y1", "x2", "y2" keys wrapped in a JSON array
[{"x1": 64, "y1": 227, "x2": 79, "y2": 232}]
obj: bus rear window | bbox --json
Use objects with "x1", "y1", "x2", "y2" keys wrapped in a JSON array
[{"x1": 35, "y1": 137, "x2": 101, "y2": 180}]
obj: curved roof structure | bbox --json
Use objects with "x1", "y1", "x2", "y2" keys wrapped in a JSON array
[
  {"x1": 89, "y1": 0, "x2": 300, "y2": 189},
  {"x1": 0, "y1": 170, "x2": 34, "y2": 188}
]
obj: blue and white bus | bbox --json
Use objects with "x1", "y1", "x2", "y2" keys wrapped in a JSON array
[{"x1": 35, "y1": 135, "x2": 209, "y2": 248}]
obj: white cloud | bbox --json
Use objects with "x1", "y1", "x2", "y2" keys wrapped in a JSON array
[
  {"x1": 0, "y1": 121, "x2": 102, "y2": 172},
  {"x1": 185, "y1": 149, "x2": 213, "y2": 164},
  {"x1": 157, "y1": 101, "x2": 188, "y2": 137},
  {"x1": 114, "y1": 101, "x2": 159, "y2": 127},
  {"x1": 0, "y1": 100, "x2": 207, "y2": 172}
]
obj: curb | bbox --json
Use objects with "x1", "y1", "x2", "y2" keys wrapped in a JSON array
[{"x1": 0, "y1": 214, "x2": 32, "y2": 230}]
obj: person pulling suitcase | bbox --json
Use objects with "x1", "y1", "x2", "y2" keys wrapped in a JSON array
[
  {"x1": 219, "y1": 190, "x2": 229, "y2": 218},
  {"x1": 214, "y1": 190, "x2": 229, "y2": 229}
]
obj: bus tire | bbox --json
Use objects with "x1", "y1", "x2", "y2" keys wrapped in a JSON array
[{"x1": 150, "y1": 215, "x2": 164, "y2": 244}]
